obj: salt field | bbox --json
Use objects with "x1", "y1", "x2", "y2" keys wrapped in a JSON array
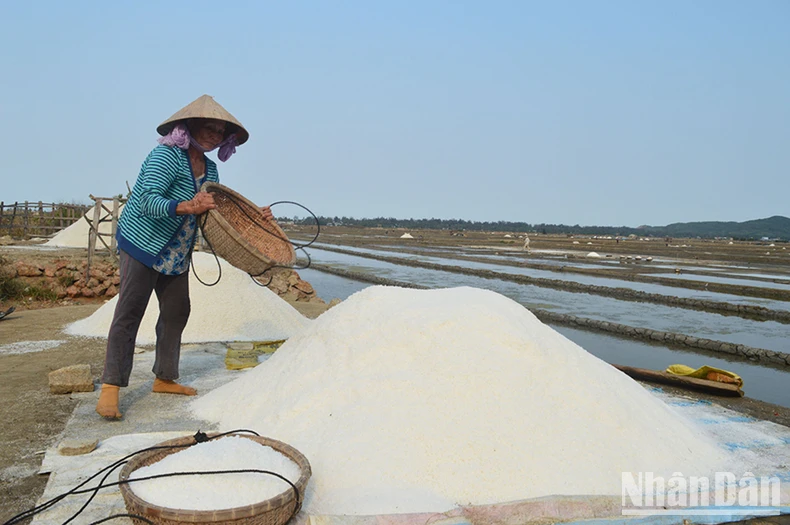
[
  {"x1": 4, "y1": 3, "x2": 790, "y2": 520},
  {"x1": 300, "y1": 248, "x2": 790, "y2": 353},
  {"x1": 311, "y1": 244, "x2": 790, "y2": 309}
]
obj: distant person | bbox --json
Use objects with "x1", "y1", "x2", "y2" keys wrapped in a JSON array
[
  {"x1": 96, "y1": 95, "x2": 274, "y2": 419},
  {"x1": 522, "y1": 235, "x2": 531, "y2": 253}
]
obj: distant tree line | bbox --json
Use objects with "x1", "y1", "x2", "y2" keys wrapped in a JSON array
[{"x1": 281, "y1": 215, "x2": 790, "y2": 241}]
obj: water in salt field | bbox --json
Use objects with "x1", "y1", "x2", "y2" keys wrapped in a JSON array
[
  {"x1": 303, "y1": 248, "x2": 790, "y2": 354},
  {"x1": 314, "y1": 244, "x2": 790, "y2": 311},
  {"x1": 298, "y1": 254, "x2": 790, "y2": 409}
]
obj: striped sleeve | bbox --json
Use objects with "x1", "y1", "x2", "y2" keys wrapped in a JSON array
[
  {"x1": 205, "y1": 158, "x2": 220, "y2": 184},
  {"x1": 137, "y1": 146, "x2": 181, "y2": 218}
]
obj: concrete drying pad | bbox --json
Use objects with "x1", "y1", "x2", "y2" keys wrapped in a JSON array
[
  {"x1": 28, "y1": 347, "x2": 790, "y2": 525},
  {"x1": 29, "y1": 342, "x2": 252, "y2": 524}
]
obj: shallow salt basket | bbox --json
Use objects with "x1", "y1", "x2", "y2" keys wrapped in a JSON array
[{"x1": 119, "y1": 433, "x2": 311, "y2": 525}]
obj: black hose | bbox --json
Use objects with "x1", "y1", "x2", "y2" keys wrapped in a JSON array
[{"x1": 3, "y1": 430, "x2": 272, "y2": 525}]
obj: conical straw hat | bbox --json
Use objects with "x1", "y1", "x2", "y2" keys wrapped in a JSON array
[{"x1": 157, "y1": 95, "x2": 249, "y2": 145}]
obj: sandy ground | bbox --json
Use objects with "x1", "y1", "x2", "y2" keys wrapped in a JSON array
[{"x1": 0, "y1": 299, "x2": 327, "y2": 523}]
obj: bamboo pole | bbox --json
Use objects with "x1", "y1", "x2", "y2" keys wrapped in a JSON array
[
  {"x1": 111, "y1": 196, "x2": 119, "y2": 251},
  {"x1": 8, "y1": 202, "x2": 17, "y2": 235},
  {"x1": 86, "y1": 198, "x2": 102, "y2": 280},
  {"x1": 23, "y1": 201, "x2": 29, "y2": 238},
  {"x1": 612, "y1": 364, "x2": 744, "y2": 397}
]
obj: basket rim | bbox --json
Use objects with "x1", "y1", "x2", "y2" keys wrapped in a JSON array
[
  {"x1": 200, "y1": 181, "x2": 297, "y2": 268},
  {"x1": 118, "y1": 432, "x2": 311, "y2": 522}
]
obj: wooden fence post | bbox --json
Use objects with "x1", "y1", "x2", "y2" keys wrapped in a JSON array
[
  {"x1": 0, "y1": 201, "x2": 3, "y2": 231},
  {"x1": 87, "y1": 199, "x2": 102, "y2": 280},
  {"x1": 8, "y1": 202, "x2": 17, "y2": 235},
  {"x1": 111, "y1": 196, "x2": 119, "y2": 251},
  {"x1": 23, "y1": 201, "x2": 30, "y2": 238}
]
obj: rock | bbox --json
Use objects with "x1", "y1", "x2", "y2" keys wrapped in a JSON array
[
  {"x1": 111, "y1": 275, "x2": 121, "y2": 286},
  {"x1": 267, "y1": 272, "x2": 290, "y2": 294},
  {"x1": 43, "y1": 266, "x2": 56, "y2": 277},
  {"x1": 87, "y1": 278, "x2": 100, "y2": 288},
  {"x1": 48, "y1": 364, "x2": 94, "y2": 395},
  {"x1": 283, "y1": 288, "x2": 300, "y2": 302},
  {"x1": 55, "y1": 259, "x2": 70, "y2": 270},
  {"x1": 295, "y1": 281, "x2": 314, "y2": 295},
  {"x1": 81, "y1": 287, "x2": 96, "y2": 298},
  {"x1": 105, "y1": 284, "x2": 119, "y2": 297},
  {"x1": 58, "y1": 439, "x2": 99, "y2": 456},
  {"x1": 66, "y1": 285, "x2": 80, "y2": 297},
  {"x1": 15, "y1": 262, "x2": 43, "y2": 277},
  {"x1": 89, "y1": 269, "x2": 106, "y2": 280}
]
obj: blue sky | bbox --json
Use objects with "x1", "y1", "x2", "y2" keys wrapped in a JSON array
[{"x1": 1, "y1": 1, "x2": 787, "y2": 227}]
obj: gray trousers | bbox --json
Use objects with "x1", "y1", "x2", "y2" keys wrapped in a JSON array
[{"x1": 101, "y1": 250, "x2": 191, "y2": 386}]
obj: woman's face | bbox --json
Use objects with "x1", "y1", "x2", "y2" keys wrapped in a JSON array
[{"x1": 189, "y1": 119, "x2": 227, "y2": 151}]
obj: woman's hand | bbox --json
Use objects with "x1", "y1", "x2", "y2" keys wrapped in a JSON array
[
  {"x1": 176, "y1": 191, "x2": 216, "y2": 215},
  {"x1": 260, "y1": 206, "x2": 274, "y2": 221}
]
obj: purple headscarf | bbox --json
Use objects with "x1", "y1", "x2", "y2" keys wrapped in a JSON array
[{"x1": 158, "y1": 123, "x2": 239, "y2": 162}]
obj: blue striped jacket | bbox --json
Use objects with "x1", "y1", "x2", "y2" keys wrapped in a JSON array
[{"x1": 117, "y1": 145, "x2": 219, "y2": 267}]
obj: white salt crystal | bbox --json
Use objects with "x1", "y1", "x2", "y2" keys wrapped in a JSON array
[
  {"x1": 64, "y1": 252, "x2": 309, "y2": 344},
  {"x1": 129, "y1": 436, "x2": 301, "y2": 511},
  {"x1": 45, "y1": 207, "x2": 124, "y2": 248},
  {"x1": 192, "y1": 286, "x2": 729, "y2": 515}
]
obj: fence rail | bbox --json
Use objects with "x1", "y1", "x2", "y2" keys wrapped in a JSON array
[{"x1": 0, "y1": 201, "x2": 91, "y2": 239}]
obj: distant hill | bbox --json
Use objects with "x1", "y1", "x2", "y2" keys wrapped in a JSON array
[
  {"x1": 294, "y1": 215, "x2": 790, "y2": 241},
  {"x1": 639, "y1": 216, "x2": 790, "y2": 240}
]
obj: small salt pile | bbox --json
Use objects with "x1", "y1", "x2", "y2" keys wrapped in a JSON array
[
  {"x1": 45, "y1": 206, "x2": 124, "y2": 248},
  {"x1": 129, "y1": 436, "x2": 301, "y2": 511},
  {"x1": 192, "y1": 286, "x2": 730, "y2": 516},
  {"x1": 65, "y1": 252, "x2": 309, "y2": 344}
]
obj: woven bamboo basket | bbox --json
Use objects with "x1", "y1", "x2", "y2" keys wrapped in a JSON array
[
  {"x1": 119, "y1": 433, "x2": 312, "y2": 525},
  {"x1": 199, "y1": 182, "x2": 296, "y2": 276}
]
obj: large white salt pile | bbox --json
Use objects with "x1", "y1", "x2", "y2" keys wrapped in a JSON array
[
  {"x1": 45, "y1": 205, "x2": 125, "y2": 248},
  {"x1": 400, "y1": 233, "x2": 414, "y2": 239},
  {"x1": 130, "y1": 436, "x2": 301, "y2": 511},
  {"x1": 192, "y1": 286, "x2": 728, "y2": 516},
  {"x1": 65, "y1": 252, "x2": 308, "y2": 344}
]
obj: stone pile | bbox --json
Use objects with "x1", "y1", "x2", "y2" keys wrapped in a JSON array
[
  {"x1": 12, "y1": 259, "x2": 119, "y2": 299},
  {"x1": 263, "y1": 268, "x2": 320, "y2": 304},
  {"x1": 6, "y1": 255, "x2": 324, "y2": 304}
]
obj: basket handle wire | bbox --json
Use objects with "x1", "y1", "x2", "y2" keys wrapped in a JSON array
[{"x1": 191, "y1": 194, "x2": 319, "y2": 287}]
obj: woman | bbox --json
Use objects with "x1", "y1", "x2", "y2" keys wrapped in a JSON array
[{"x1": 96, "y1": 95, "x2": 273, "y2": 419}]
